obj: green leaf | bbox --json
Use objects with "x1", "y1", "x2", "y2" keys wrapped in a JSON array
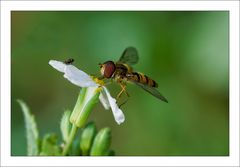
[
  {"x1": 17, "y1": 99, "x2": 39, "y2": 156},
  {"x1": 80, "y1": 122, "x2": 97, "y2": 155},
  {"x1": 60, "y1": 110, "x2": 71, "y2": 143},
  {"x1": 90, "y1": 128, "x2": 111, "y2": 156},
  {"x1": 40, "y1": 133, "x2": 61, "y2": 156}
]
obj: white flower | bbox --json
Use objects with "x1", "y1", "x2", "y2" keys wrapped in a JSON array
[{"x1": 49, "y1": 60, "x2": 125, "y2": 125}]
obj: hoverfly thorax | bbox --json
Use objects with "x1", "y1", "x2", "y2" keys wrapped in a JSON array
[{"x1": 100, "y1": 61, "x2": 116, "y2": 78}]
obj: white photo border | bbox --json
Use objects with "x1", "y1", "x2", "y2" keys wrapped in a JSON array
[{"x1": 1, "y1": 1, "x2": 239, "y2": 166}]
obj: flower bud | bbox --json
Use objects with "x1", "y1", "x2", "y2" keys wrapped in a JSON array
[
  {"x1": 90, "y1": 127, "x2": 111, "y2": 156},
  {"x1": 80, "y1": 122, "x2": 97, "y2": 155},
  {"x1": 70, "y1": 87, "x2": 101, "y2": 128}
]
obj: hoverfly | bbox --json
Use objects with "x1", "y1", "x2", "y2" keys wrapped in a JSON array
[
  {"x1": 64, "y1": 58, "x2": 74, "y2": 65},
  {"x1": 99, "y1": 47, "x2": 168, "y2": 103}
]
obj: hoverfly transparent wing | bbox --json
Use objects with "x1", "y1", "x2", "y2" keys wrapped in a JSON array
[
  {"x1": 133, "y1": 81, "x2": 168, "y2": 103},
  {"x1": 118, "y1": 47, "x2": 139, "y2": 65}
]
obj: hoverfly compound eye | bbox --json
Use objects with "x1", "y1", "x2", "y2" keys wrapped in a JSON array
[{"x1": 103, "y1": 61, "x2": 116, "y2": 78}]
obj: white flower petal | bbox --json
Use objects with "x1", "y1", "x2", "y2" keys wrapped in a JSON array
[
  {"x1": 64, "y1": 65, "x2": 98, "y2": 87},
  {"x1": 49, "y1": 60, "x2": 98, "y2": 87},
  {"x1": 102, "y1": 87, "x2": 125, "y2": 125},
  {"x1": 49, "y1": 60, "x2": 66, "y2": 72},
  {"x1": 99, "y1": 92, "x2": 110, "y2": 110}
]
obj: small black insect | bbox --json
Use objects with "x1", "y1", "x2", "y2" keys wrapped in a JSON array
[{"x1": 64, "y1": 58, "x2": 74, "y2": 65}]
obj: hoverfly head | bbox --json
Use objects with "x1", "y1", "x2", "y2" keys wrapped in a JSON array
[{"x1": 99, "y1": 61, "x2": 116, "y2": 78}]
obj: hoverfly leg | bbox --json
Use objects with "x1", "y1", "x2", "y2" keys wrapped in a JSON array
[
  {"x1": 118, "y1": 98, "x2": 129, "y2": 109},
  {"x1": 104, "y1": 79, "x2": 114, "y2": 86},
  {"x1": 124, "y1": 88, "x2": 130, "y2": 97},
  {"x1": 122, "y1": 83, "x2": 130, "y2": 97},
  {"x1": 116, "y1": 82, "x2": 130, "y2": 108},
  {"x1": 97, "y1": 76, "x2": 105, "y2": 80},
  {"x1": 117, "y1": 83, "x2": 127, "y2": 99},
  {"x1": 117, "y1": 89, "x2": 124, "y2": 99},
  {"x1": 117, "y1": 89, "x2": 130, "y2": 108}
]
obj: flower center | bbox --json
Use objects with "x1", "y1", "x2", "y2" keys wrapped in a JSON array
[{"x1": 92, "y1": 77, "x2": 105, "y2": 86}]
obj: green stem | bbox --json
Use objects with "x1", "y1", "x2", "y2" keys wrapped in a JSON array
[{"x1": 62, "y1": 124, "x2": 78, "y2": 155}]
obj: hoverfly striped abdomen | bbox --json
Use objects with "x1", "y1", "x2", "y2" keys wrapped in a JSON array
[{"x1": 128, "y1": 72, "x2": 158, "y2": 88}]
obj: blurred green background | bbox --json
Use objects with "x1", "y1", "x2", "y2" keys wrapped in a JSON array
[{"x1": 11, "y1": 11, "x2": 229, "y2": 156}]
